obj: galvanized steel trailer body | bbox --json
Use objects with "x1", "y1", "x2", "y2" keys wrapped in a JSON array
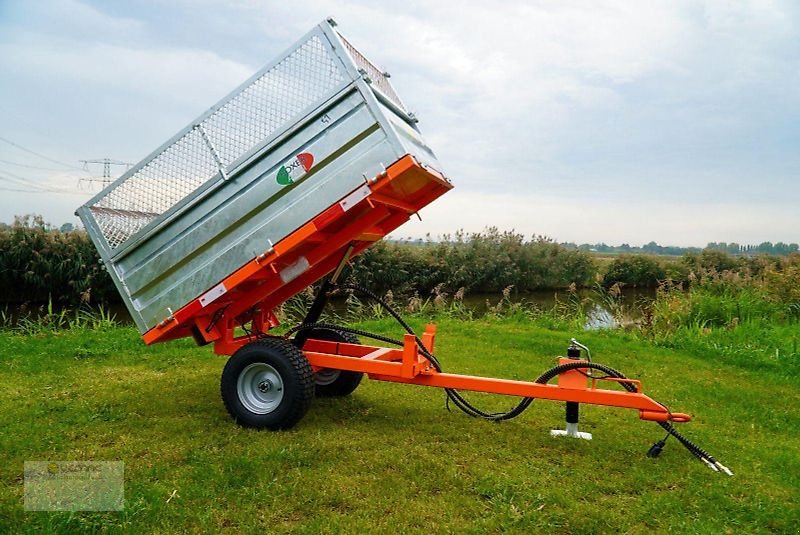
[{"x1": 77, "y1": 19, "x2": 437, "y2": 334}]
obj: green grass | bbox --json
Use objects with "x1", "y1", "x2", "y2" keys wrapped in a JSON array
[{"x1": 1, "y1": 318, "x2": 798, "y2": 533}]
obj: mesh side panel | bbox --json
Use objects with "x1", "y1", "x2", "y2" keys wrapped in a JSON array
[
  {"x1": 89, "y1": 34, "x2": 345, "y2": 250},
  {"x1": 202, "y1": 36, "x2": 345, "y2": 167},
  {"x1": 91, "y1": 128, "x2": 219, "y2": 249},
  {"x1": 337, "y1": 33, "x2": 406, "y2": 112}
]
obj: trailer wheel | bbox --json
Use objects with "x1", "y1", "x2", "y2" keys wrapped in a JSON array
[
  {"x1": 303, "y1": 329, "x2": 364, "y2": 397},
  {"x1": 221, "y1": 338, "x2": 314, "y2": 430}
]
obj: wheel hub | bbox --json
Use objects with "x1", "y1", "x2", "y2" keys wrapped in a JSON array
[
  {"x1": 314, "y1": 368, "x2": 341, "y2": 386},
  {"x1": 237, "y1": 363, "x2": 285, "y2": 414}
]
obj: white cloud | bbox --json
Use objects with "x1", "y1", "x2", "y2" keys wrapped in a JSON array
[
  {"x1": 0, "y1": 38, "x2": 254, "y2": 109},
  {"x1": 0, "y1": 0, "x2": 798, "y2": 244},
  {"x1": 8, "y1": 0, "x2": 146, "y2": 39}
]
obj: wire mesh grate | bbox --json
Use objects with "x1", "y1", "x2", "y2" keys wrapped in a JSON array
[
  {"x1": 89, "y1": 34, "x2": 346, "y2": 250},
  {"x1": 337, "y1": 33, "x2": 406, "y2": 112}
]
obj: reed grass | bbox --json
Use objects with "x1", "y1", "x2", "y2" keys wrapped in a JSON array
[{"x1": 0, "y1": 298, "x2": 117, "y2": 335}]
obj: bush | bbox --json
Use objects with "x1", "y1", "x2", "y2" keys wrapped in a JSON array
[
  {"x1": 602, "y1": 255, "x2": 668, "y2": 288},
  {"x1": 645, "y1": 258, "x2": 800, "y2": 335},
  {"x1": 0, "y1": 215, "x2": 117, "y2": 305},
  {"x1": 682, "y1": 250, "x2": 741, "y2": 273},
  {"x1": 348, "y1": 228, "x2": 597, "y2": 295},
  {"x1": 763, "y1": 263, "x2": 800, "y2": 320}
]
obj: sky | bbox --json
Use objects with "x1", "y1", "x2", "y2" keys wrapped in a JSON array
[{"x1": 0, "y1": 0, "x2": 798, "y2": 247}]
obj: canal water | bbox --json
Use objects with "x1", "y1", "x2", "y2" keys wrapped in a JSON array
[
  {"x1": 459, "y1": 288, "x2": 654, "y2": 329},
  {"x1": 3, "y1": 289, "x2": 654, "y2": 331}
]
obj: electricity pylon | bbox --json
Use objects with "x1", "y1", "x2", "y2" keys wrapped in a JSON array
[{"x1": 79, "y1": 158, "x2": 132, "y2": 188}]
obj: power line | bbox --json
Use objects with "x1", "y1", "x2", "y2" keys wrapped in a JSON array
[
  {"x1": 0, "y1": 158, "x2": 82, "y2": 172},
  {"x1": 1, "y1": 167, "x2": 48, "y2": 182},
  {"x1": 0, "y1": 135, "x2": 86, "y2": 171},
  {"x1": 0, "y1": 172, "x2": 85, "y2": 196},
  {"x1": 0, "y1": 171, "x2": 49, "y2": 191},
  {"x1": 0, "y1": 185, "x2": 85, "y2": 196},
  {"x1": 0, "y1": 169, "x2": 62, "y2": 190},
  {"x1": 0, "y1": 179, "x2": 51, "y2": 193},
  {"x1": 0, "y1": 186, "x2": 47, "y2": 193},
  {"x1": 0, "y1": 135, "x2": 130, "y2": 193},
  {"x1": 0, "y1": 163, "x2": 85, "y2": 182}
]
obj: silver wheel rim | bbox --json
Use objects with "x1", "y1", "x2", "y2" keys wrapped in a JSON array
[
  {"x1": 314, "y1": 369, "x2": 341, "y2": 386},
  {"x1": 237, "y1": 363, "x2": 284, "y2": 414}
]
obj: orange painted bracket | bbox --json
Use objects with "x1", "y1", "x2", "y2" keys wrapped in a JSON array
[
  {"x1": 141, "y1": 154, "x2": 452, "y2": 347},
  {"x1": 556, "y1": 357, "x2": 587, "y2": 390}
]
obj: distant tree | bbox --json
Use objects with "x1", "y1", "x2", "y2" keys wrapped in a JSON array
[
  {"x1": 774, "y1": 242, "x2": 790, "y2": 255},
  {"x1": 706, "y1": 242, "x2": 729, "y2": 253},
  {"x1": 59, "y1": 222, "x2": 74, "y2": 233},
  {"x1": 642, "y1": 241, "x2": 660, "y2": 254},
  {"x1": 603, "y1": 255, "x2": 666, "y2": 287}
]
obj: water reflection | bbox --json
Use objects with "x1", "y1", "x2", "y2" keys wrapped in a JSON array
[
  {"x1": 2, "y1": 288, "x2": 655, "y2": 331},
  {"x1": 460, "y1": 288, "x2": 655, "y2": 330}
]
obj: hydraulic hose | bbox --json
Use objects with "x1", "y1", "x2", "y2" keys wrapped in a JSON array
[{"x1": 288, "y1": 282, "x2": 731, "y2": 474}]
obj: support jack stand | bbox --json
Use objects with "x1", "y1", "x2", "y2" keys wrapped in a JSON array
[{"x1": 551, "y1": 340, "x2": 592, "y2": 440}]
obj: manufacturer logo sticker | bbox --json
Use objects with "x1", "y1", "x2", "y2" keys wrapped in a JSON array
[{"x1": 276, "y1": 152, "x2": 314, "y2": 186}]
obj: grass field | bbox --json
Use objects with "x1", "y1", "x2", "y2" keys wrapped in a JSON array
[{"x1": 1, "y1": 317, "x2": 798, "y2": 533}]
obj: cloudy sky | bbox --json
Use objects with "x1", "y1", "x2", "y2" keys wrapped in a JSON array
[{"x1": 1, "y1": 0, "x2": 798, "y2": 246}]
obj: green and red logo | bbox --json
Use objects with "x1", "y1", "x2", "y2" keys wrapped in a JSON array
[{"x1": 276, "y1": 152, "x2": 314, "y2": 186}]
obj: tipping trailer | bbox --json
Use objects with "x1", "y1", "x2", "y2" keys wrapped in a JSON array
[{"x1": 77, "y1": 19, "x2": 729, "y2": 473}]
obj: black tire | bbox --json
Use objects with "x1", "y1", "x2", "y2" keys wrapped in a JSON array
[
  {"x1": 221, "y1": 338, "x2": 314, "y2": 430},
  {"x1": 301, "y1": 328, "x2": 364, "y2": 397}
]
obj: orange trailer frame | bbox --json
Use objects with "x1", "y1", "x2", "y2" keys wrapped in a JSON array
[
  {"x1": 142, "y1": 154, "x2": 691, "y2": 425},
  {"x1": 298, "y1": 331, "x2": 690, "y2": 423}
]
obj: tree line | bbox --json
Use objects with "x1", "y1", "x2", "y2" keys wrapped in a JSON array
[
  {"x1": 1, "y1": 216, "x2": 798, "y2": 305},
  {"x1": 560, "y1": 240, "x2": 799, "y2": 257}
]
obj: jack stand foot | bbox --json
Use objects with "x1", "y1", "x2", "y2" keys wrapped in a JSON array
[{"x1": 550, "y1": 422, "x2": 592, "y2": 440}]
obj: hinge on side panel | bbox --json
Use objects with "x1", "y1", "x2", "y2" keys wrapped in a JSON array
[
  {"x1": 157, "y1": 307, "x2": 176, "y2": 328},
  {"x1": 255, "y1": 240, "x2": 275, "y2": 263},
  {"x1": 195, "y1": 124, "x2": 229, "y2": 181},
  {"x1": 357, "y1": 68, "x2": 372, "y2": 84}
]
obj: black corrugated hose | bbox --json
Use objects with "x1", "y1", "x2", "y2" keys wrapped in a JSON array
[{"x1": 285, "y1": 282, "x2": 731, "y2": 475}]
